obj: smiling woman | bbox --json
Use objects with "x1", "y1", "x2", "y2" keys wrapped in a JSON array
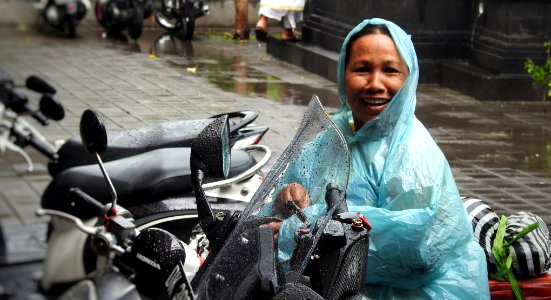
[
  {"x1": 274, "y1": 18, "x2": 492, "y2": 299},
  {"x1": 344, "y1": 24, "x2": 409, "y2": 129}
]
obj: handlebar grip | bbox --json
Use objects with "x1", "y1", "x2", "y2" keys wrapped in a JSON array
[
  {"x1": 31, "y1": 110, "x2": 49, "y2": 126},
  {"x1": 26, "y1": 75, "x2": 57, "y2": 95},
  {"x1": 27, "y1": 135, "x2": 57, "y2": 160}
]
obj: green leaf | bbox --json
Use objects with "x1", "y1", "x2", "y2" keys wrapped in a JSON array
[
  {"x1": 504, "y1": 222, "x2": 539, "y2": 247},
  {"x1": 508, "y1": 269, "x2": 524, "y2": 300},
  {"x1": 490, "y1": 215, "x2": 526, "y2": 300},
  {"x1": 492, "y1": 216, "x2": 507, "y2": 259},
  {"x1": 524, "y1": 41, "x2": 551, "y2": 105}
]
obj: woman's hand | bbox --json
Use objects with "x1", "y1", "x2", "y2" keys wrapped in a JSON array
[
  {"x1": 261, "y1": 220, "x2": 282, "y2": 241},
  {"x1": 273, "y1": 182, "x2": 311, "y2": 217},
  {"x1": 259, "y1": 183, "x2": 310, "y2": 241}
]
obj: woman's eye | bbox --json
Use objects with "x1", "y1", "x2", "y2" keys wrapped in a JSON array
[{"x1": 354, "y1": 67, "x2": 371, "y2": 72}]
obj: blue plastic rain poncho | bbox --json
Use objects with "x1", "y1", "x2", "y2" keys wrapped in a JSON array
[{"x1": 329, "y1": 18, "x2": 490, "y2": 299}]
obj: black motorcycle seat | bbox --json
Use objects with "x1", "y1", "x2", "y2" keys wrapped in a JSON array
[
  {"x1": 48, "y1": 119, "x2": 213, "y2": 176},
  {"x1": 41, "y1": 147, "x2": 257, "y2": 219}
]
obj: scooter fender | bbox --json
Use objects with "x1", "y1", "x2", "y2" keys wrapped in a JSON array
[{"x1": 41, "y1": 216, "x2": 97, "y2": 291}]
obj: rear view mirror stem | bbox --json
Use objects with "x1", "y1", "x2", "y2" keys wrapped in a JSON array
[{"x1": 191, "y1": 167, "x2": 216, "y2": 229}]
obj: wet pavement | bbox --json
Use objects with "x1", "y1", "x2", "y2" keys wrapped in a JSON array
[{"x1": 1, "y1": 23, "x2": 551, "y2": 298}]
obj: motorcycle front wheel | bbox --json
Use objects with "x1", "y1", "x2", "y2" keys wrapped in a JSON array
[{"x1": 127, "y1": 5, "x2": 144, "y2": 39}]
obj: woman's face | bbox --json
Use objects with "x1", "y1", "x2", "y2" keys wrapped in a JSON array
[{"x1": 345, "y1": 33, "x2": 409, "y2": 129}]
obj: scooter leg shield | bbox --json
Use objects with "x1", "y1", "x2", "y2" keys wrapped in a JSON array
[{"x1": 40, "y1": 216, "x2": 96, "y2": 292}]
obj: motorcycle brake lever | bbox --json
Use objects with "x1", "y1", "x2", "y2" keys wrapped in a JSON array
[
  {"x1": 284, "y1": 200, "x2": 310, "y2": 227},
  {"x1": 36, "y1": 207, "x2": 98, "y2": 235}
]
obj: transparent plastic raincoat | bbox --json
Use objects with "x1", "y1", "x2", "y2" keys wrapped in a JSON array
[
  {"x1": 329, "y1": 18, "x2": 490, "y2": 299},
  {"x1": 266, "y1": 18, "x2": 490, "y2": 299}
]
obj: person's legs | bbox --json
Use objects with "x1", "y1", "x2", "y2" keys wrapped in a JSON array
[
  {"x1": 280, "y1": 11, "x2": 301, "y2": 42},
  {"x1": 234, "y1": 0, "x2": 249, "y2": 40},
  {"x1": 281, "y1": 27, "x2": 295, "y2": 40},
  {"x1": 255, "y1": 15, "x2": 268, "y2": 42},
  {"x1": 256, "y1": 15, "x2": 268, "y2": 31}
]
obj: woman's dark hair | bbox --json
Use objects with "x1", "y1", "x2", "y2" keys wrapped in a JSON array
[{"x1": 345, "y1": 24, "x2": 392, "y2": 67}]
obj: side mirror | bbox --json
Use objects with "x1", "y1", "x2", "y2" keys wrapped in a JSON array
[
  {"x1": 190, "y1": 115, "x2": 231, "y2": 178},
  {"x1": 39, "y1": 94, "x2": 65, "y2": 121},
  {"x1": 79, "y1": 109, "x2": 108, "y2": 155},
  {"x1": 190, "y1": 115, "x2": 231, "y2": 236},
  {"x1": 79, "y1": 108, "x2": 118, "y2": 214}
]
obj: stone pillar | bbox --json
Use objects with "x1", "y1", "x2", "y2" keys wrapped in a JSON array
[{"x1": 471, "y1": 0, "x2": 551, "y2": 74}]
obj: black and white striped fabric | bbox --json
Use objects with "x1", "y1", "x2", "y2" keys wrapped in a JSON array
[
  {"x1": 462, "y1": 196, "x2": 551, "y2": 277},
  {"x1": 506, "y1": 211, "x2": 551, "y2": 276},
  {"x1": 463, "y1": 196, "x2": 500, "y2": 266}
]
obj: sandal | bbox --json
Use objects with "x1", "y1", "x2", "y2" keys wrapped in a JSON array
[
  {"x1": 233, "y1": 30, "x2": 250, "y2": 40},
  {"x1": 281, "y1": 35, "x2": 301, "y2": 43},
  {"x1": 255, "y1": 27, "x2": 268, "y2": 42}
]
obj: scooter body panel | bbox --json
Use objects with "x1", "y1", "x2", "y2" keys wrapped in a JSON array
[{"x1": 41, "y1": 217, "x2": 94, "y2": 291}]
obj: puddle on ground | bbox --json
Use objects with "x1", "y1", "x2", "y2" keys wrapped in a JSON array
[
  {"x1": 417, "y1": 98, "x2": 551, "y2": 171},
  {"x1": 104, "y1": 30, "x2": 341, "y2": 108}
]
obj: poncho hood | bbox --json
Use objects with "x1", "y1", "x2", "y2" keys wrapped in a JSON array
[{"x1": 334, "y1": 18, "x2": 419, "y2": 142}]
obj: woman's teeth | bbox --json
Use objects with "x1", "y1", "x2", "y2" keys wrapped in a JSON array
[{"x1": 362, "y1": 99, "x2": 390, "y2": 105}]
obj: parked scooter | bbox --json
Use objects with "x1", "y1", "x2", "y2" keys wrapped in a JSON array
[
  {"x1": 40, "y1": 108, "x2": 271, "y2": 294},
  {"x1": 154, "y1": 0, "x2": 210, "y2": 40},
  {"x1": 95, "y1": 0, "x2": 154, "y2": 39},
  {"x1": 0, "y1": 70, "x2": 65, "y2": 172},
  {"x1": 35, "y1": 0, "x2": 90, "y2": 38},
  {"x1": 39, "y1": 95, "x2": 370, "y2": 299}
]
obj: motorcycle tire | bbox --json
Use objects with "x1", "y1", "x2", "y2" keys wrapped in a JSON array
[
  {"x1": 155, "y1": 10, "x2": 181, "y2": 33},
  {"x1": 102, "y1": 1, "x2": 126, "y2": 35},
  {"x1": 67, "y1": 14, "x2": 76, "y2": 38},
  {"x1": 181, "y1": 10, "x2": 195, "y2": 40},
  {"x1": 128, "y1": 5, "x2": 144, "y2": 40}
]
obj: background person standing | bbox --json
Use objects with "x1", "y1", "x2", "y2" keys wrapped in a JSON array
[
  {"x1": 234, "y1": 0, "x2": 250, "y2": 40},
  {"x1": 254, "y1": 0, "x2": 305, "y2": 42}
]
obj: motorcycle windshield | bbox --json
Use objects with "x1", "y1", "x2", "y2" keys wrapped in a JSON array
[{"x1": 194, "y1": 95, "x2": 350, "y2": 299}]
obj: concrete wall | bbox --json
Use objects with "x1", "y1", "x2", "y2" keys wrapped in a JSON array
[{"x1": 0, "y1": 0, "x2": 262, "y2": 28}]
